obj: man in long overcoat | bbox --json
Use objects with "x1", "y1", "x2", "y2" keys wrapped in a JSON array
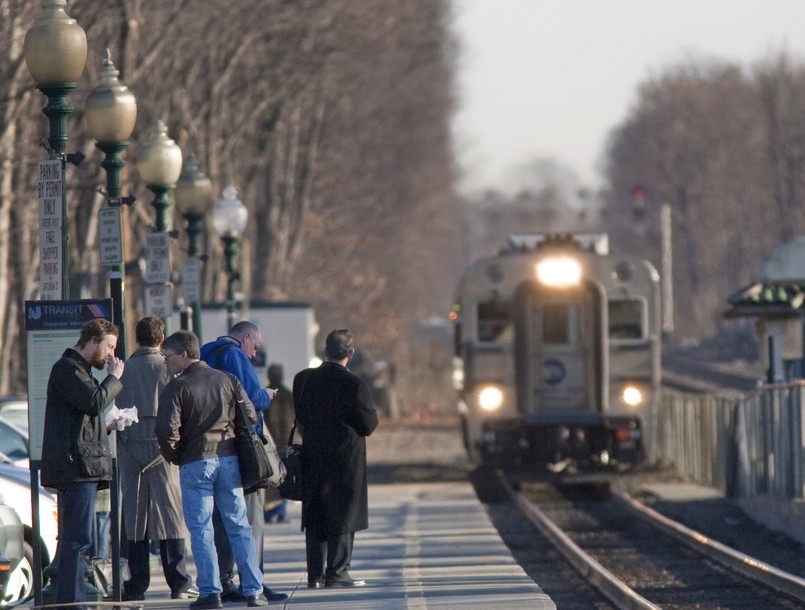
[
  {"x1": 116, "y1": 317, "x2": 195, "y2": 600},
  {"x1": 293, "y1": 329, "x2": 378, "y2": 588}
]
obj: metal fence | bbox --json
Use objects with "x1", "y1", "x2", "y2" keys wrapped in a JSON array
[{"x1": 657, "y1": 384, "x2": 805, "y2": 500}]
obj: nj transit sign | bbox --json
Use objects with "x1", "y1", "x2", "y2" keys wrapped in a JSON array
[{"x1": 25, "y1": 299, "x2": 114, "y2": 462}]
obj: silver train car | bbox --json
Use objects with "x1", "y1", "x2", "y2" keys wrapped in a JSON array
[{"x1": 451, "y1": 233, "x2": 661, "y2": 472}]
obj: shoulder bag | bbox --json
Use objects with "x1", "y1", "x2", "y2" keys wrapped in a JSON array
[
  {"x1": 233, "y1": 386, "x2": 286, "y2": 493},
  {"x1": 278, "y1": 420, "x2": 303, "y2": 501}
]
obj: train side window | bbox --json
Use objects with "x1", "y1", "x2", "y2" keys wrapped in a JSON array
[
  {"x1": 477, "y1": 301, "x2": 513, "y2": 342},
  {"x1": 609, "y1": 298, "x2": 645, "y2": 340}
]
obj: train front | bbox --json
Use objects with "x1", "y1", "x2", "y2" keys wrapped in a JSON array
[{"x1": 452, "y1": 234, "x2": 661, "y2": 473}]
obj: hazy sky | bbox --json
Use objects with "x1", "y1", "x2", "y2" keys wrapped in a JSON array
[{"x1": 451, "y1": 0, "x2": 805, "y2": 195}]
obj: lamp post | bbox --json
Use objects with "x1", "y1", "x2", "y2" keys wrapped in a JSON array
[
  {"x1": 85, "y1": 48, "x2": 137, "y2": 358},
  {"x1": 174, "y1": 155, "x2": 214, "y2": 341},
  {"x1": 136, "y1": 120, "x2": 183, "y2": 331},
  {"x1": 212, "y1": 185, "x2": 248, "y2": 330},
  {"x1": 23, "y1": 3, "x2": 87, "y2": 605},
  {"x1": 84, "y1": 49, "x2": 136, "y2": 605},
  {"x1": 23, "y1": 0, "x2": 88, "y2": 301}
]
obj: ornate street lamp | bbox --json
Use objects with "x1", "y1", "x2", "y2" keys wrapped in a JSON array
[
  {"x1": 23, "y1": 0, "x2": 88, "y2": 301},
  {"x1": 85, "y1": 48, "x2": 137, "y2": 359},
  {"x1": 84, "y1": 48, "x2": 136, "y2": 604},
  {"x1": 137, "y1": 120, "x2": 182, "y2": 232},
  {"x1": 136, "y1": 121, "x2": 182, "y2": 331},
  {"x1": 212, "y1": 185, "x2": 248, "y2": 330},
  {"x1": 174, "y1": 155, "x2": 214, "y2": 341}
]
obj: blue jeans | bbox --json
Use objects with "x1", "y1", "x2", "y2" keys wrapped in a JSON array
[
  {"x1": 56, "y1": 482, "x2": 97, "y2": 607},
  {"x1": 180, "y1": 456, "x2": 262, "y2": 597}
]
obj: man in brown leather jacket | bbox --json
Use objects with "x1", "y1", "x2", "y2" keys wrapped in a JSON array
[{"x1": 156, "y1": 330, "x2": 266, "y2": 609}]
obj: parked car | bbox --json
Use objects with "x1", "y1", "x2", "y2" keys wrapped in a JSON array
[
  {"x1": 0, "y1": 493, "x2": 25, "y2": 607},
  {"x1": 0, "y1": 421, "x2": 27, "y2": 469},
  {"x1": 0, "y1": 463, "x2": 58, "y2": 606},
  {"x1": 0, "y1": 400, "x2": 27, "y2": 434}
]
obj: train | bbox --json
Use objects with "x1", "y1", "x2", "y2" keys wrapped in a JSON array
[{"x1": 451, "y1": 233, "x2": 661, "y2": 473}]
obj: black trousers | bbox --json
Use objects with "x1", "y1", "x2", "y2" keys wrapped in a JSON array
[
  {"x1": 305, "y1": 528, "x2": 355, "y2": 582},
  {"x1": 124, "y1": 538, "x2": 192, "y2": 596}
]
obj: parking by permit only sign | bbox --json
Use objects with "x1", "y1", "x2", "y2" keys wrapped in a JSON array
[
  {"x1": 24, "y1": 299, "x2": 114, "y2": 463},
  {"x1": 38, "y1": 160, "x2": 62, "y2": 300}
]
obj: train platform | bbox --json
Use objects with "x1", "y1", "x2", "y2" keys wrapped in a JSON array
[{"x1": 30, "y1": 482, "x2": 556, "y2": 609}]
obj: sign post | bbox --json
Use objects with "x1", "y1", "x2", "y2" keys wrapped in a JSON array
[
  {"x1": 144, "y1": 232, "x2": 173, "y2": 328},
  {"x1": 25, "y1": 299, "x2": 115, "y2": 605}
]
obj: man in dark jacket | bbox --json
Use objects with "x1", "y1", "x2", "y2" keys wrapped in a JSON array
[
  {"x1": 156, "y1": 331, "x2": 267, "y2": 609},
  {"x1": 293, "y1": 329, "x2": 378, "y2": 588},
  {"x1": 41, "y1": 318, "x2": 126, "y2": 608}
]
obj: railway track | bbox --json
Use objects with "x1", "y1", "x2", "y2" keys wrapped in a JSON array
[{"x1": 511, "y1": 478, "x2": 805, "y2": 609}]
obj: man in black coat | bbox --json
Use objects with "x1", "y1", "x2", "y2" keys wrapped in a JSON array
[
  {"x1": 293, "y1": 329, "x2": 378, "y2": 588},
  {"x1": 41, "y1": 318, "x2": 126, "y2": 608}
]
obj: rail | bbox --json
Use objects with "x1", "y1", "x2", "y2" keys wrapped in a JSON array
[{"x1": 658, "y1": 383, "x2": 805, "y2": 500}]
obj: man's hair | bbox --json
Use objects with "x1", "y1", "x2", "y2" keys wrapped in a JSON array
[
  {"x1": 135, "y1": 316, "x2": 164, "y2": 347},
  {"x1": 324, "y1": 329, "x2": 353, "y2": 360},
  {"x1": 162, "y1": 330, "x2": 200, "y2": 359},
  {"x1": 230, "y1": 320, "x2": 259, "y2": 341},
  {"x1": 76, "y1": 318, "x2": 119, "y2": 349},
  {"x1": 267, "y1": 363, "x2": 283, "y2": 383}
]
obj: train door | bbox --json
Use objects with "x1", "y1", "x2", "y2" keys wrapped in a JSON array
[{"x1": 514, "y1": 282, "x2": 604, "y2": 415}]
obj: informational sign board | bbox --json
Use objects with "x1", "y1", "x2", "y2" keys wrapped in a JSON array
[
  {"x1": 181, "y1": 258, "x2": 201, "y2": 302},
  {"x1": 38, "y1": 228, "x2": 61, "y2": 301},
  {"x1": 144, "y1": 283, "x2": 173, "y2": 318},
  {"x1": 38, "y1": 160, "x2": 62, "y2": 301},
  {"x1": 144, "y1": 232, "x2": 171, "y2": 283},
  {"x1": 25, "y1": 299, "x2": 114, "y2": 462},
  {"x1": 99, "y1": 207, "x2": 123, "y2": 265}
]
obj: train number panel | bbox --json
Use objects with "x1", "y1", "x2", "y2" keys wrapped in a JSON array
[{"x1": 453, "y1": 233, "x2": 661, "y2": 474}]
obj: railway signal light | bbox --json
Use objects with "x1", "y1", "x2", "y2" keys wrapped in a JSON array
[{"x1": 631, "y1": 185, "x2": 647, "y2": 222}]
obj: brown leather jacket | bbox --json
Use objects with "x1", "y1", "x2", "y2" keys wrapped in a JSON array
[{"x1": 156, "y1": 361, "x2": 256, "y2": 466}]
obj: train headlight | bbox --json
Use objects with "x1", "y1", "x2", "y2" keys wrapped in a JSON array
[
  {"x1": 536, "y1": 257, "x2": 582, "y2": 287},
  {"x1": 621, "y1": 385, "x2": 643, "y2": 407},
  {"x1": 477, "y1": 385, "x2": 504, "y2": 412}
]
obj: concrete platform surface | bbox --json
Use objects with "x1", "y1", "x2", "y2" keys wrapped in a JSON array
[
  {"x1": 640, "y1": 482, "x2": 725, "y2": 501},
  {"x1": 30, "y1": 482, "x2": 556, "y2": 609}
]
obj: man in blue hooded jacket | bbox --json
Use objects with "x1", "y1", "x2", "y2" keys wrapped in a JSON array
[{"x1": 200, "y1": 321, "x2": 285, "y2": 602}]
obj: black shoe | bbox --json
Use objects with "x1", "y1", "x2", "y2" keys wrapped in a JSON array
[
  {"x1": 220, "y1": 588, "x2": 245, "y2": 602},
  {"x1": 189, "y1": 593, "x2": 223, "y2": 609},
  {"x1": 246, "y1": 593, "x2": 268, "y2": 607},
  {"x1": 172, "y1": 587, "x2": 199, "y2": 599},
  {"x1": 307, "y1": 577, "x2": 324, "y2": 589},
  {"x1": 122, "y1": 591, "x2": 145, "y2": 601},
  {"x1": 263, "y1": 586, "x2": 288, "y2": 601},
  {"x1": 325, "y1": 577, "x2": 366, "y2": 588}
]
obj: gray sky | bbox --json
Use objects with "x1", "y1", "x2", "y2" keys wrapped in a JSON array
[{"x1": 451, "y1": 0, "x2": 805, "y2": 195}]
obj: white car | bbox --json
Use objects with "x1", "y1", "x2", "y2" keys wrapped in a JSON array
[
  {"x1": 0, "y1": 419, "x2": 29, "y2": 469},
  {"x1": 0, "y1": 463, "x2": 58, "y2": 606}
]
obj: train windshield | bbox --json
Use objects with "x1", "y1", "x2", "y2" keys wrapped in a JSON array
[
  {"x1": 477, "y1": 301, "x2": 513, "y2": 343},
  {"x1": 608, "y1": 298, "x2": 645, "y2": 340}
]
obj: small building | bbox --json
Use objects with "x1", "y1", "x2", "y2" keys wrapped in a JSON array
[{"x1": 725, "y1": 237, "x2": 805, "y2": 382}]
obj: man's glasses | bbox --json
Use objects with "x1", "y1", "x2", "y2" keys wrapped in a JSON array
[{"x1": 162, "y1": 352, "x2": 180, "y2": 362}]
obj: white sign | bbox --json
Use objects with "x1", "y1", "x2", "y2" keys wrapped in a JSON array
[
  {"x1": 182, "y1": 258, "x2": 201, "y2": 302},
  {"x1": 99, "y1": 208, "x2": 123, "y2": 265},
  {"x1": 38, "y1": 160, "x2": 62, "y2": 229},
  {"x1": 144, "y1": 232, "x2": 171, "y2": 283},
  {"x1": 144, "y1": 283, "x2": 173, "y2": 317},
  {"x1": 39, "y1": 227, "x2": 61, "y2": 300},
  {"x1": 38, "y1": 160, "x2": 63, "y2": 300}
]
